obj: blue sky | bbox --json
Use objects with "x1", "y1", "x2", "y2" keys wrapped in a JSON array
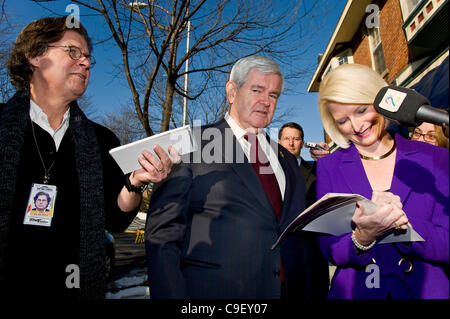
[{"x1": 3, "y1": 0, "x2": 347, "y2": 161}]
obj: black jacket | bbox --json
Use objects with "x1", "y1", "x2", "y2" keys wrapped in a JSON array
[{"x1": 0, "y1": 92, "x2": 137, "y2": 299}]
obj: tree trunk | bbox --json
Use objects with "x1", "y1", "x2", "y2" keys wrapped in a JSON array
[{"x1": 161, "y1": 79, "x2": 175, "y2": 132}]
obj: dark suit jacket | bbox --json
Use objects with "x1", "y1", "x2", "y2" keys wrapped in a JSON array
[
  {"x1": 299, "y1": 157, "x2": 317, "y2": 207},
  {"x1": 146, "y1": 118, "x2": 329, "y2": 299}
]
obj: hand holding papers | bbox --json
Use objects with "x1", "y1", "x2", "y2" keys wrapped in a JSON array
[
  {"x1": 272, "y1": 193, "x2": 424, "y2": 250},
  {"x1": 109, "y1": 125, "x2": 197, "y2": 174}
]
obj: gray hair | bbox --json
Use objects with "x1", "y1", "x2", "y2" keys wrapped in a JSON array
[{"x1": 229, "y1": 55, "x2": 284, "y2": 92}]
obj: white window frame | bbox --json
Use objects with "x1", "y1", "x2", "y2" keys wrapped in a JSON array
[
  {"x1": 399, "y1": 0, "x2": 422, "y2": 21},
  {"x1": 368, "y1": 26, "x2": 387, "y2": 76}
]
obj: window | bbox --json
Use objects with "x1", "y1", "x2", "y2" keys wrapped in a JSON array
[
  {"x1": 401, "y1": 0, "x2": 421, "y2": 20},
  {"x1": 368, "y1": 26, "x2": 387, "y2": 75},
  {"x1": 338, "y1": 55, "x2": 348, "y2": 65},
  {"x1": 324, "y1": 64, "x2": 333, "y2": 77}
]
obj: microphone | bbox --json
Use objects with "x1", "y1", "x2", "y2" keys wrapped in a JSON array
[{"x1": 374, "y1": 86, "x2": 449, "y2": 127}]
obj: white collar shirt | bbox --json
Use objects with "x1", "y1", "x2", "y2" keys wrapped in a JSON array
[
  {"x1": 224, "y1": 112, "x2": 286, "y2": 200},
  {"x1": 29, "y1": 99, "x2": 70, "y2": 151}
]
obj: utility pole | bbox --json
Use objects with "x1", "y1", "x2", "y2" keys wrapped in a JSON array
[{"x1": 183, "y1": 10, "x2": 191, "y2": 126}]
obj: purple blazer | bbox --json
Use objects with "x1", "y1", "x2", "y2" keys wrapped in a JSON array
[{"x1": 316, "y1": 134, "x2": 449, "y2": 299}]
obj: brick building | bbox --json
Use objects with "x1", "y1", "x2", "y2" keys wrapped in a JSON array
[{"x1": 308, "y1": 0, "x2": 448, "y2": 91}]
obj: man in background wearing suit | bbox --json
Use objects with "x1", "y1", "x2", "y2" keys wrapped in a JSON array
[
  {"x1": 145, "y1": 55, "x2": 329, "y2": 299},
  {"x1": 278, "y1": 122, "x2": 316, "y2": 206},
  {"x1": 278, "y1": 122, "x2": 330, "y2": 286}
]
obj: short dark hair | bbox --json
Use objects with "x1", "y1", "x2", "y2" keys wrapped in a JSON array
[
  {"x1": 7, "y1": 16, "x2": 92, "y2": 92},
  {"x1": 279, "y1": 122, "x2": 304, "y2": 140},
  {"x1": 33, "y1": 191, "x2": 51, "y2": 207}
]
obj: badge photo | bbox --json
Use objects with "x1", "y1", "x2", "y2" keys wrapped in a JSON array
[{"x1": 24, "y1": 183, "x2": 58, "y2": 227}]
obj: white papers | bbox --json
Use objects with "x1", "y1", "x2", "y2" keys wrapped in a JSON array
[
  {"x1": 272, "y1": 193, "x2": 424, "y2": 250},
  {"x1": 109, "y1": 125, "x2": 197, "y2": 174}
]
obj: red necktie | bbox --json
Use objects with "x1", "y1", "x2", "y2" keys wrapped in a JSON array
[
  {"x1": 244, "y1": 133, "x2": 283, "y2": 220},
  {"x1": 244, "y1": 133, "x2": 285, "y2": 283}
]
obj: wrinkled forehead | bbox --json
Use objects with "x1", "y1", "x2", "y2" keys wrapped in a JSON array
[{"x1": 52, "y1": 30, "x2": 90, "y2": 52}]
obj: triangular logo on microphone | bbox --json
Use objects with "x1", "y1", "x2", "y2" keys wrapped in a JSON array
[{"x1": 379, "y1": 88, "x2": 407, "y2": 113}]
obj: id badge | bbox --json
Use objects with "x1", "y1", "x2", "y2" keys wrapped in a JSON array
[{"x1": 24, "y1": 183, "x2": 58, "y2": 227}]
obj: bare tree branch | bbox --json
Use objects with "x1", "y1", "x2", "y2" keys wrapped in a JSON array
[{"x1": 35, "y1": 0, "x2": 325, "y2": 138}]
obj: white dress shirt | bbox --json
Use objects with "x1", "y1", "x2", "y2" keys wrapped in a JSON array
[
  {"x1": 29, "y1": 99, "x2": 70, "y2": 151},
  {"x1": 224, "y1": 113, "x2": 286, "y2": 199}
]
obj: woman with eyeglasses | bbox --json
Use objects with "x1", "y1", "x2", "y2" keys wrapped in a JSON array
[
  {"x1": 0, "y1": 16, "x2": 179, "y2": 299},
  {"x1": 410, "y1": 122, "x2": 449, "y2": 149},
  {"x1": 315, "y1": 63, "x2": 448, "y2": 299}
]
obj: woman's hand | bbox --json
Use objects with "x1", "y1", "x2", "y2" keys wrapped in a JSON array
[
  {"x1": 371, "y1": 191, "x2": 403, "y2": 210},
  {"x1": 352, "y1": 192, "x2": 409, "y2": 245}
]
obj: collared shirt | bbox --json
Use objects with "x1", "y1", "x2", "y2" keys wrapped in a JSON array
[
  {"x1": 224, "y1": 112, "x2": 286, "y2": 199},
  {"x1": 29, "y1": 99, "x2": 70, "y2": 151}
]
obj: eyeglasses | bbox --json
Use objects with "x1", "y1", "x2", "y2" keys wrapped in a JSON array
[
  {"x1": 281, "y1": 137, "x2": 303, "y2": 142},
  {"x1": 47, "y1": 45, "x2": 96, "y2": 66},
  {"x1": 411, "y1": 130, "x2": 437, "y2": 143}
]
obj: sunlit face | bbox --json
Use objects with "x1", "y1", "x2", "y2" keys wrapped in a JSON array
[
  {"x1": 227, "y1": 70, "x2": 282, "y2": 131},
  {"x1": 328, "y1": 102, "x2": 383, "y2": 147},
  {"x1": 35, "y1": 194, "x2": 49, "y2": 211},
  {"x1": 28, "y1": 30, "x2": 92, "y2": 101},
  {"x1": 278, "y1": 127, "x2": 303, "y2": 158},
  {"x1": 411, "y1": 122, "x2": 438, "y2": 146}
]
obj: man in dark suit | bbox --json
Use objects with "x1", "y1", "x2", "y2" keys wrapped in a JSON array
[
  {"x1": 145, "y1": 56, "x2": 329, "y2": 299},
  {"x1": 278, "y1": 122, "x2": 329, "y2": 287},
  {"x1": 278, "y1": 122, "x2": 316, "y2": 206}
]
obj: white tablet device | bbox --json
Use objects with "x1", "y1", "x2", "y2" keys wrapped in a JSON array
[{"x1": 109, "y1": 125, "x2": 197, "y2": 174}]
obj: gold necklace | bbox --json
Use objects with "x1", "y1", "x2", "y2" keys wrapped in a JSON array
[{"x1": 359, "y1": 139, "x2": 396, "y2": 161}]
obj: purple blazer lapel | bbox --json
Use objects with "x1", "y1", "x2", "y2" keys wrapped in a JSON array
[
  {"x1": 338, "y1": 145, "x2": 373, "y2": 199},
  {"x1": 338, "y1": 134, "x2": 420, "y2": 203},
  {"x1": 390, "y1": 134, "x2": 420, "y2": 204}
]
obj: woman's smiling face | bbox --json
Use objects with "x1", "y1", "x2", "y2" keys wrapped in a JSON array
[{"x1": 328, "y1": 102, "x2": 383, "y2": 148}]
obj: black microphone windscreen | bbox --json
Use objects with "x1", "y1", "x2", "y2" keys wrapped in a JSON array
[{"x1": 374, "y1": 86, "x2": 431, "y2": 127}]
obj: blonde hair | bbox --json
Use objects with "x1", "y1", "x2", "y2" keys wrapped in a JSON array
[{"x1": 318, "y1": 64, "x2": 388, "y2": 148}]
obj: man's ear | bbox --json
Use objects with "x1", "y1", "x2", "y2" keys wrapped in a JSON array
[{"x1": 225, "y1": 81, "x2": 237, "y2": 105}]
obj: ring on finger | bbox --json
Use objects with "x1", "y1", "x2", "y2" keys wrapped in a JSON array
[
  {"x1": 394, "y1": 222, "x2": 400, "y2": 230},
  {"x1": 156, "y1": 167, "x2": 164, "y2": 173}
]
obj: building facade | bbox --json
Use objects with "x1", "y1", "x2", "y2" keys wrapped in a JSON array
[{"x1": 308, "y1": 0, "x2": 448, "y2": 91}]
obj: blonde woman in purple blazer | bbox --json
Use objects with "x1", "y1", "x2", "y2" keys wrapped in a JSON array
[{"x1": 316, "y1": 64, "x2": 449, "y2": 299}]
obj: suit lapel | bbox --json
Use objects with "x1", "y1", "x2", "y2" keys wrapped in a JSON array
[
  {"x1": 274, "y1": 143, "x2": 297, "y2": 226},
  {"x1": 299, "y1": 158, "x2": 314, "y2": 190},
  {"x1": 216, "y1": 120, "x2": 275, "y2": 218},
  {"x1": 390, "y1": 134, "x2": 420, "y2": 204},
  {"x1": 338, "y1": 145, "x2": 373, "y2": 199},
  {"x1": 337, "y1": 134, "x2": 419, "y2": 202},
  {"x1": 299, "y1": 161, "x2": 309, "y2": 182}
]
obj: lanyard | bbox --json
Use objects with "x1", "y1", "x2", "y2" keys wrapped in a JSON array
[{"x1": 30, "y1": 120, "x2": 55, "y2": 184}]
